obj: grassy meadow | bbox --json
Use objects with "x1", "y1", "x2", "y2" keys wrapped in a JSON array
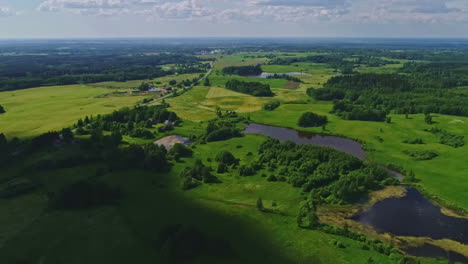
[
  {"x1": 0, "y1": 85, "x2": 148, "y2": 139},
  {"x1": 1, "y1": 51, "x2": 468, "y2": 263}
]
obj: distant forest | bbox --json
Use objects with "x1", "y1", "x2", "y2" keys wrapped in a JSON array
[
  {"x1": 308, "y1": 63, "x2": 468, "y2": 120},
  {"x1": 0, "y1": 53, "x2": 202, "y2": 91}
]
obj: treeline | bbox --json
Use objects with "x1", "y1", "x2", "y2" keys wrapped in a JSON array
[
  {"x1": 225, "y1": 80, "x2": 274, "y2": 97},
  {"x1": 173, "y1": 63, "x2": 211, "y2": 74},
  {"x1": 255, "y1": 139, "x2": 397, "y2": 204},
  {"x1": 75, "y1": 104, "x2": 180, "y2": 140},
  {"x1": 222, "y1": 65, "x2": 262, "y2": 76},
  {"x1": 0, "y1": 53, "x2": 201, "y2": 91},
  {"x1": 309, "y1": 73, "x2": 468, "y2": 120}
]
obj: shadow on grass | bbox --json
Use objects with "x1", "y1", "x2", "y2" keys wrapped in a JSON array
[{"x1": 0, "y1": 170, "x2": 309, "y2": 264}]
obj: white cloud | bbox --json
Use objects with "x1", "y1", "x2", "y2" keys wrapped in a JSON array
[
  {"x1": 0, "y1": 7, "x2": 14, "y2": 17},
  {"x1": 35, "y1": 0, "x2": 468, "y2": 24}
]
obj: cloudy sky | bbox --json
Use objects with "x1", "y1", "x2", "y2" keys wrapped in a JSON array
[{"x1": 0, "y1": 0, "x2": 467, "y2": 38}]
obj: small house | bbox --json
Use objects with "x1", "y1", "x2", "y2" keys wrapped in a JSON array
[
  {"x1": 164, "y1": 87, "x2": 173, "y2": 91},
  {"x1": 148, "y1": 88, "x2": 161, "y2": 93}
]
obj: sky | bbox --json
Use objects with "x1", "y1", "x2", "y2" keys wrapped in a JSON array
[{"x1": 0, "y1": 0, "x2": 468, "y2": 38}]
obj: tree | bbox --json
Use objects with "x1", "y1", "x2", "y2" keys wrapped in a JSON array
[
  {"x1": 308, "y1": 208, "x2": 319, "y2": 228},
  {"x1": 138, "y1": 82, "x2": 151, "y2": 91},
  {"x1": 425, "y1": 113, "x2": 433, "y2": 124},
  {"x1": 298, "y1": 112, "x2": 328, "y2": 127},
  {"x1": 0, "y1": 105, "x2": 5, "y2": 114},
  {"x1": 256, "y1": 198, "x2": 264, "y2": 211},
  {"x1": 169, "y1": 80, "x2": 177, "y2": 86},
  {"x1": 61, "y1": 128, "x2": 74, "y2": 143},
  {"x1": 385, "y1": 117, "x2": 392, "y2": 123},
  {"x1": 215, "y1": 151, "x2": 238, "y2": 165},
  {"x1": 203, "y1": 78, "x2": 210, "y2": 86}
]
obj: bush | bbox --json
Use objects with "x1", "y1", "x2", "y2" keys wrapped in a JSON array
[
  {"x1": 238, "y1": 165, "x2": 255, "y2": 176},
  {"x1": 169, "y1": 143, "x2": 193, "y2": 159},
  {"x1": 403, "y1": 138, "x2": 424, "y2": 144},
  {"x1": 403, "y1": 150, "x2": 438, "y2": 161},
  {"x1": 263, "y1": 101, "x2": 281, "y2": 111},
  {"x1": 267, "y1": 175, "x2": 278, "y2": 182},
  {"x1": 215, "y1": 151, "x2": 238, "y2": 165},
  {"x1": 298, "y1": 112, "x2": 328, "y2": 127}
]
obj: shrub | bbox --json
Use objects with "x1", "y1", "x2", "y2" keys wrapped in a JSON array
[
  {"x1": 298, "y1": 112, "x2": 328, "y2": 127},
  {"x1": 215, "y1": 151, "x2": 239, "y2": 165},
  {"x1": 169, "y1": 143, "x2": 193, "y2": 159},
  {"x1": 403, "y1": 150, "x2": 438, "y2": 161},
  {"x1": 267, "y1": 175, "x2": 278, "y2": 182},
  {"x1": 263, "y1": 101, "x2": 281, "y2": 111}
]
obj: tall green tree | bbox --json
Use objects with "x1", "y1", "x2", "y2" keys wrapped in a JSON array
[{"x1": 256, "y1": 198, "x2": 264, "y2": 211}]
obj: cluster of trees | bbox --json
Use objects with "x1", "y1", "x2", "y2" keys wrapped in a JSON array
[
  {"x1": 180, "y1": 160, "x2": 218, "y2": 190},
  {"x1": 263, "y1": 101, "x2": 281, "y2": 111},
  {"x1": 0, "y1": 105, "x2": 5, "y2": 114},
  {"x1": 298, "y1": 112, "x2": 328, "y2": 127},
  {"x1": 204, "y1": 112, "x2": 244, "y2": 142},
  {"x1": 225, "y1": 80, "x2": 274, "y2": 97},
  {"x1": 75, "y1": 105, "x2": 180, "y2": 140},
  {"x1": 173, "y1": 63, "x2": 211, "y2": 74},
  {"x1": 222, "y1": 65, "x2": 262, "y2": 76},
  {"x1": 215, "y1": 151, "x2": 240, "y2": 174},
  {"x1": 0, "y1": 53, "x2": 201, "y2": 91},
  {"x1": 332, "y1": 101, "x2": 388, "y2": 122},
  {"x1": 309, "y1": 71, "x2": 468, "y2": 119},
  {"x1": 254, "y1": 139, "x2": 397, "y2": 204}
]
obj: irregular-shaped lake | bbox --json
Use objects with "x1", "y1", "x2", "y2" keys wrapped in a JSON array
[
  {"x1": 352, "y1": 187, "x2": 468, "y2": 244},
  {"x1": 244, "y1": 123, "x2": 366, "y2": 160}
]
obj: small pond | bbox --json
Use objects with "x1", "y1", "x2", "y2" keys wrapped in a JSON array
[
  {"x1": 250, "y1": 72, "x2": 311, "y2": 79},
  {"x1": 351, "y1": 187, "x2": 468, "y2": 244},
  {"x1": 244, "y1": 123, "x2": 366, "y2": 160}
]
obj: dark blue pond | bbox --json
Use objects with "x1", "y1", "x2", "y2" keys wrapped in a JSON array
[{"x1": 352, "y1": 188, "x2": 468, "y2": 244}]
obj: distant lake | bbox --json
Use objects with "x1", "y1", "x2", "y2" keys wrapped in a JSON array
[{"x1": 250, "y1": 72, "x2": 311, "y2": 79}]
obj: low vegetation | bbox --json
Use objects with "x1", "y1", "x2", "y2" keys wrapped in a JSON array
[{"x1": 403, "y1": 150, "x2": 439, "y2": 161}]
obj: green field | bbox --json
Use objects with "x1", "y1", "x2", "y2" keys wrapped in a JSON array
[
  {"x1": 0, "y1": 135, "x2": 447, "y2": 264},
  {"x1": 0, "y1": 85, "x2": 148, "y2": 139}
]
